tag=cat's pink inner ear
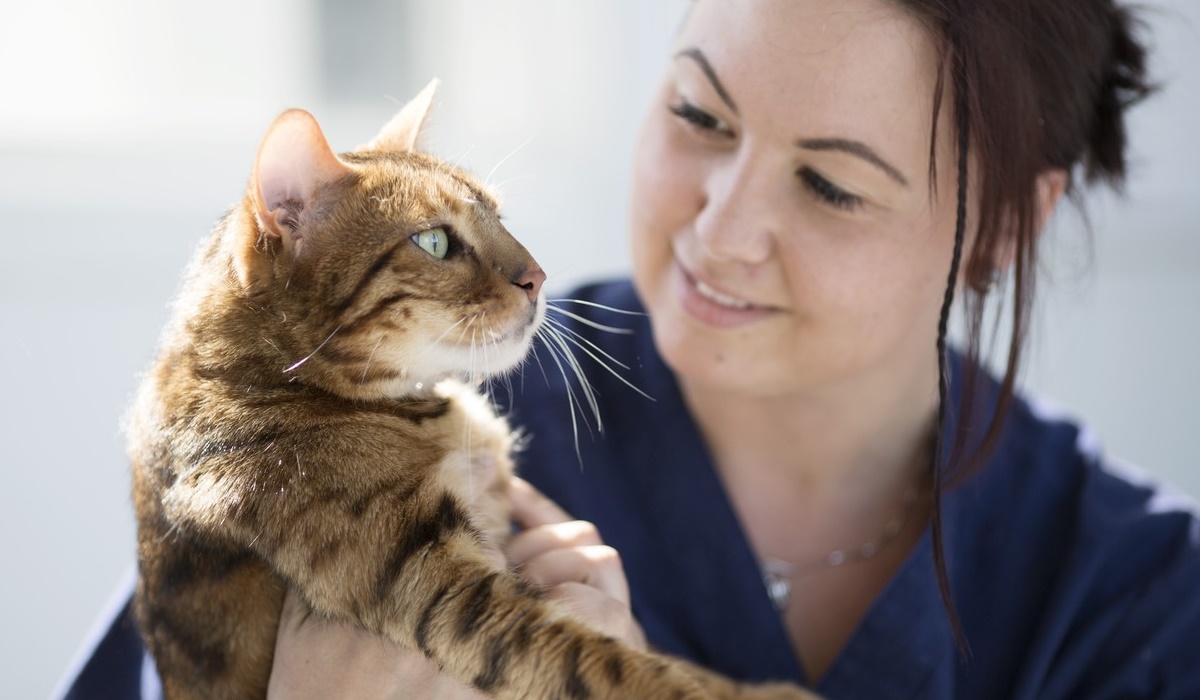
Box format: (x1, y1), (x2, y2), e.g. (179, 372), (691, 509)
(361, 78), (439, 153)
(252, 109), (352, 253)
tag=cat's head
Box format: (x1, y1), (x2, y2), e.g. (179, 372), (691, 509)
(226, 81), (546, 399)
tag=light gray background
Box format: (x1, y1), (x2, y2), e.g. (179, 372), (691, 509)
(2, 2), (1196, 697)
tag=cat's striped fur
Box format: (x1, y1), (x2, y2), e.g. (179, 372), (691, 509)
(129, 81), (819, 699)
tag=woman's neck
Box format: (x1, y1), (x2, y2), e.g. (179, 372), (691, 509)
(677, 359), (938, 505)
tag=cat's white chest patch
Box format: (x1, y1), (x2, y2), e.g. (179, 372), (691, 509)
(434, 379), (517, 546)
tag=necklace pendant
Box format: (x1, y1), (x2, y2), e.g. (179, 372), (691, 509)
(762, 564), (792, 612)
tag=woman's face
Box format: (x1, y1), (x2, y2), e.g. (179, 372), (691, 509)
(630, 0), (962, 401)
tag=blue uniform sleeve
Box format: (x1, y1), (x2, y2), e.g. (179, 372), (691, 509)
(1068, 540), (1200, 698)
(55, 574), (161, 700)
(1020, 463), (1200, 700)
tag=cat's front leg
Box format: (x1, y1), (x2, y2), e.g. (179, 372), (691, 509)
(162, 461), (815, 700)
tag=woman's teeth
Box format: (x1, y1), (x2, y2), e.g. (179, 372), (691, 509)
(694, 279), (752, 310)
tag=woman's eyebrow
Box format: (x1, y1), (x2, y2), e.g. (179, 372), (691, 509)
(673, 47), (907, 189)
(798, 138), (910, 187)
(673, 47), (738, 114)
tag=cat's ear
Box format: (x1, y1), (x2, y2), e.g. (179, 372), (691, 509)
(251, 109), (353, 253)
(360, 79), (439, 153)
(237, 109), (354, 292)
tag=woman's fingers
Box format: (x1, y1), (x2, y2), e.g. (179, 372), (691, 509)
(517, 544), (630, 605)
(509, 475), (574, 528)
(504, 477), (647, 650)
(506, 519), (603, 566)
(544, 582), (647, 650)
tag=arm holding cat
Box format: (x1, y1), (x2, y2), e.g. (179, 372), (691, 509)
(266, 476), (819, 700)
(267, 476), (647, 700)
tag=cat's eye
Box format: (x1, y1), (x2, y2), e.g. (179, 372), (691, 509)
(412, 227), (450, 259)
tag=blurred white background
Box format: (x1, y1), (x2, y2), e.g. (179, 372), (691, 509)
(1, 1), (1196, 697)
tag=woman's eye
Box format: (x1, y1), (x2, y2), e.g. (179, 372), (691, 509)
(798, 168), (863, 212)
(411, 227), (450, 259)
(668, 100), (732, 137)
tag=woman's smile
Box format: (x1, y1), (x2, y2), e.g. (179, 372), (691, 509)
(673, 258), (778, 328)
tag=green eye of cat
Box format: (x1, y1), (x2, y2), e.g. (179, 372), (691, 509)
(411, 227), (450, 259)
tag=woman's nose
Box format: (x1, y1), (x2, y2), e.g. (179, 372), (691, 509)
(694, 154), (775, 264)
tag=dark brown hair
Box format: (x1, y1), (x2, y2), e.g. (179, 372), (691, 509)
(898, 0), (1155, 649)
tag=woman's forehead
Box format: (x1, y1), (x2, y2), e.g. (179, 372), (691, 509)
(677, 0), (945, 173)
(679, 0), (936, 98)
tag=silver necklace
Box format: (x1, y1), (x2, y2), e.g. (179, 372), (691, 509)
(761, 485), (921, 612)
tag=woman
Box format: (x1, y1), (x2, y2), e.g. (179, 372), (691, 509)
(62, 0), (1199, 697)
(266, 0), (1197, 696)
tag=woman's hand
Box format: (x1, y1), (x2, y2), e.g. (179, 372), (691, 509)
(267, 476), (644, 698)
(505, 476), (648, 650)
(268, 587), (487, 700)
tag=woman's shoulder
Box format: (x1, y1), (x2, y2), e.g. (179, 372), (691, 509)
(998, 389), (1197, 545)
(975, 379), (1198, 572)
(950, 353), (1196, 542)
(954, 384), (1200, 695)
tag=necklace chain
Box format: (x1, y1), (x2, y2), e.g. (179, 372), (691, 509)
(761, 486), (921, 612)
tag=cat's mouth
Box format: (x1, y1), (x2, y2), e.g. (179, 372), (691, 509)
(437, 299), (545, 375)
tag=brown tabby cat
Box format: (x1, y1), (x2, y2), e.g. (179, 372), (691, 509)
(129, 80), (819, 700)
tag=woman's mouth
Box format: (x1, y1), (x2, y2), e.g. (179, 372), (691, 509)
(673, 262), (775, 328)
(693, 278), (753, 310)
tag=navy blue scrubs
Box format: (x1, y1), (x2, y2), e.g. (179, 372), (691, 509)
(59, 280), (1200, 699)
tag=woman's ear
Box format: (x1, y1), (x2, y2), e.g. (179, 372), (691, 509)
(1034, 168), (1069, 233)
(990, 168), (1069, 273)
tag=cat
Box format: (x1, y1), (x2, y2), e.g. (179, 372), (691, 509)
(129, 80), (819, 700)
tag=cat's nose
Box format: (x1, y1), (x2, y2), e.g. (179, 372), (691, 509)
(512, 264), (546, 303)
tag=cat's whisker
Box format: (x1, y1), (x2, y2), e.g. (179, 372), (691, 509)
(472, 317), (485, 385)
(544, 316), (631, 370)
(498, 352), (516, 408)
(485, 173), (536, 197)
(464, 328), (476, 500)
(484, 134), (535, 189)
(156, 519), (184, 544)
(469, 320), (483, 386)
(546, 303), (635, 335)
(283, 325), (342, 373)
(359, 335), (386, 385)
(537, 325), (602, 433)
(449, 144), (475, 171)
(480, 312), (492, 379)
(431, 315), (470, 348)
(547, 327), (604, 429)
(534, 326), (591, 468)
(466, 324), (475, 385)
(479, 316), (498, 383)
(548, 298), (648, 316)
(543, 317), (654, 401)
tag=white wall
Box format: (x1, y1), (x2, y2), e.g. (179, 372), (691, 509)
(1, 1), (1195, 697)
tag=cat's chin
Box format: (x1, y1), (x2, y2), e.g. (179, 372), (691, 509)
(354, 335), (537, 401)
(424, 303), (545, 380)
(434, 332), (538, 380)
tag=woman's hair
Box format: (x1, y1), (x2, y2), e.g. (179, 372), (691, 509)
(896, 0), (1155, 648)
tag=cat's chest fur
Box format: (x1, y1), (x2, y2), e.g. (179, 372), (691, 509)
(418, 378), (517, 546)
